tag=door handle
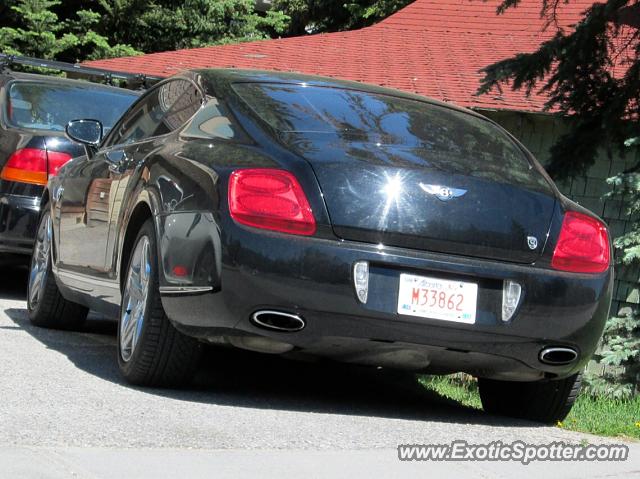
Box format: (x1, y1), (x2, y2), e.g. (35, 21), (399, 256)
(106, 150), (127, 174)
(53, 185), (64, 202)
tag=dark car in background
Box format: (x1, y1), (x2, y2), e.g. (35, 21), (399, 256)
(0, 72), (138, 256)
(29, 70), (612, 424)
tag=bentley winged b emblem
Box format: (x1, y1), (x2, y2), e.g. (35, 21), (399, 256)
(419, 183), (467, 201)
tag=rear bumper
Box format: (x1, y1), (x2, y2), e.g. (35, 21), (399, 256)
(0, 193), (40, 255)
(158, 211), (613, 380)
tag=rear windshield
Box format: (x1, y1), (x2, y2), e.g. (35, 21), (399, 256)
(6, 81), (138, 132)
(233, 83), (533, 174)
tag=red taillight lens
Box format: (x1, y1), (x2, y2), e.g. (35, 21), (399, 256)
(0, 148), (71, 186)
(1, 148), (48, 185)
(46, 151), (73, 177)
(228, 168), (316, 236)
(551, 211), (610, 273)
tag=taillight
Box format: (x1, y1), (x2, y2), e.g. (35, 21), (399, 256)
(551, 211), (610, 273)
(228, 168), (316, 236)
(0, 148), (71, 186)
(1, 148), (47, 185)
(46, 151), (73, 177)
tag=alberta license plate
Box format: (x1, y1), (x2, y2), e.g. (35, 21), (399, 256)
(397, 273), (478, 324)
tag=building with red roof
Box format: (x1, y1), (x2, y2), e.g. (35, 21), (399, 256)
(87, 0), (597, 112)
(87, 0), (638, 315)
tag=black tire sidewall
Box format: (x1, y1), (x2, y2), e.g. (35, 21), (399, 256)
(479, 373), (581, 423)
(27, 208), (88, 330)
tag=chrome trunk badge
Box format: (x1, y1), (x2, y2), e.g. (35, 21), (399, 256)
(419, 183), (467, 201)
(527, 236), (538, 250)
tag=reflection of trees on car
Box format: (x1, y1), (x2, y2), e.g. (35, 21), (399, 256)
(234, 83), (546, 189)
(180, 96), (246, 141)
(107, 79), (203, 146)
(159, 80), (203, 131)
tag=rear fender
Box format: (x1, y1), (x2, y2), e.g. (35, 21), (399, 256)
(113, 158), (222, 294)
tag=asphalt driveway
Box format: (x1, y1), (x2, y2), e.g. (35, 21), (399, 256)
(0, 262), (637, 478)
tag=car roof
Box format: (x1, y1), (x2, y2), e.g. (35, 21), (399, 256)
(2, 71), (140, 95)
(194, 68), (484, 120)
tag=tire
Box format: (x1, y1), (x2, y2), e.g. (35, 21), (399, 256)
(27, 209), (88, 330)
(478, 373), (582, 424)
(117, 218), (203, 387)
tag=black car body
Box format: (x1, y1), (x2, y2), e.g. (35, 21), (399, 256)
(0, 72), (138, 256)
(32, 70), (612, 422)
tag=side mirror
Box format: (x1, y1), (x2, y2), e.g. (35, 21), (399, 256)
(65, 119), (103, 147)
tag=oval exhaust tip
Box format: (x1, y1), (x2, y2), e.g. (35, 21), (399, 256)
(251, 310), (305, 332)
(539, 347), (578, 365)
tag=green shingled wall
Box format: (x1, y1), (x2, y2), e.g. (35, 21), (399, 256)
(479, 110), (638, 319)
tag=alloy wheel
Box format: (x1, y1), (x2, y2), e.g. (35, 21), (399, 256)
(28, 213), (52, 310)
(120, 235), (152, 362)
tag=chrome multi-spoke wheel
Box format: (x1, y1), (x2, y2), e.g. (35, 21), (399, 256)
(28, 212), (52, 310)
(117, 219), (202, 387)
(120, 235), (151, 362)
(27, 208), (88, 330)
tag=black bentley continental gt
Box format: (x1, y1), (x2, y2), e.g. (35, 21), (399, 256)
(28, 70), (612, 423)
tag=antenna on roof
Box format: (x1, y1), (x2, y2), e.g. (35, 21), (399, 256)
(0, 53), (164, 90)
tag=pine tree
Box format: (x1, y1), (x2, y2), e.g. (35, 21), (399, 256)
(0, 0), (138, 61)
(478, 0), (640, 396)
(0, 0), (78, 58)
(95, 0), (290, 54)
(478, 0), (639, 181)
(0, 0), (291, 61)
(588, 140), (640, 397)
(272, 0), (413, 35)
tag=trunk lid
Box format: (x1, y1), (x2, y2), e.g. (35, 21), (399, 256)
(233, 82), (557, 263)
(287, 134), (556, 263)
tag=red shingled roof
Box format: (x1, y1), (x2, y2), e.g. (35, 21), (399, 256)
(86, 0), (601, 112)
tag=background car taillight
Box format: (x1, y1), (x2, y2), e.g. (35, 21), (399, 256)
(0, 148), (71, 186)
(551, 211), (610, 273)
(228, 168), (316, 236)
(46, 150), (73, 177)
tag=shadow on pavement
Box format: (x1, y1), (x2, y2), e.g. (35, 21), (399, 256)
(1, 264), (537, 429)
(0, 258), (30, 301)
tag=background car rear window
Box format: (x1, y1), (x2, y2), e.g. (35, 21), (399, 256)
(232, 83), (533, 177)
(6, 81), (137, 132)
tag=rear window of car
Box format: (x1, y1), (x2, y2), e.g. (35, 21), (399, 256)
(6, 81), (138, 132)
(232, 82), (533, 176)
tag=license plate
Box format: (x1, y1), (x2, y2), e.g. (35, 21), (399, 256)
(397, 273), (478, 324)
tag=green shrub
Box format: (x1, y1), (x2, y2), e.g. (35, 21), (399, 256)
(584, 143), (640, 398)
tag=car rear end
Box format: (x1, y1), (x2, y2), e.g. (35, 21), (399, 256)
(161, 79), (613, 383)
(202, 206), (611, 379)
(0, 74), (137, 255)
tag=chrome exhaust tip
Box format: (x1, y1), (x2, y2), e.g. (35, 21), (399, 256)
(251, 310), (305, 332)
(539, 346), (578, 365)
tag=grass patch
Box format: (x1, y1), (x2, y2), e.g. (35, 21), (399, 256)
(563, 395), (640, 439)
(419, 374), (482, 410)
(419, 374), (640, 439)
